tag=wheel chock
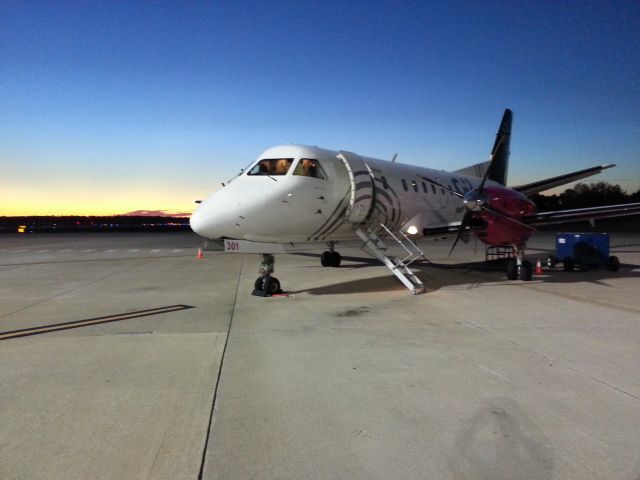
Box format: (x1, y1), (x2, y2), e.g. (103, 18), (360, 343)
(251, 288), (270, 297)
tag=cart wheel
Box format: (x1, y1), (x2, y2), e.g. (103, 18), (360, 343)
(547, 255), (557, 268)
(563, 257), (575, 272)
(606, 256), (620, 272)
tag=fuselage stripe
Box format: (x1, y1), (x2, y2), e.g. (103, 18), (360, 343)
(307, 191), (348, 241)
(314, 206), (348, 240)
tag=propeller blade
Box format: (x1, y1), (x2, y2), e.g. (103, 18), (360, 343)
(420, 176), (464, 198)
(448, 211), (473, 257)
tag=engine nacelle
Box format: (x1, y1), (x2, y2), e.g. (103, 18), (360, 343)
(471, 187), (537, 246)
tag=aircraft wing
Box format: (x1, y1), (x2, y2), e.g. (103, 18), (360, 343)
(523, 202), (640, 227)
(421, 223), (463, 238)
(513, 164), (616, 197)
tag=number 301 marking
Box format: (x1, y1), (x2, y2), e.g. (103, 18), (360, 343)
(225, 241), (240, 251)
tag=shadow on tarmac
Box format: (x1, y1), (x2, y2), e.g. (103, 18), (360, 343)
(290, 252), (640, 295)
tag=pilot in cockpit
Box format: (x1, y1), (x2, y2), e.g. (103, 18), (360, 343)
(294, 159), (319, 178)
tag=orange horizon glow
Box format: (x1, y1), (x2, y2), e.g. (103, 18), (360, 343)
(1, 184), (203, 217)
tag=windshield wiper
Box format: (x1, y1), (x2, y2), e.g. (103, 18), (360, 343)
(257, 171), (278, 181)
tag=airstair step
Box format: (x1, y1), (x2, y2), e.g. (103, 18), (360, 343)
(355, 226), (424, 294)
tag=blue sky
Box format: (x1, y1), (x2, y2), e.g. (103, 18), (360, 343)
(2, 1), (639, 215)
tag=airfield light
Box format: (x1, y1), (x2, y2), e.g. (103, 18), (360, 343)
(17, 225), (26, 233)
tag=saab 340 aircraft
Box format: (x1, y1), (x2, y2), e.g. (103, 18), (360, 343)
(190, 109), (640, 295)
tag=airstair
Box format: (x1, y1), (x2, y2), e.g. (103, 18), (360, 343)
(356, 222), (425, 294)
(337, 150), (426, 294)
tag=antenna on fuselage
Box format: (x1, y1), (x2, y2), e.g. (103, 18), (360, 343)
(391, 153), (398, 163)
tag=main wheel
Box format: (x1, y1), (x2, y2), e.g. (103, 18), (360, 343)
(506, 258), (518, 280)
(266, 276), (281, 294)
(330, 251), (341, 267)
(606, 255), (620, 272)
(563, 257), (575, 272)
(520, 260), (533, 281)
(321, 251), (332, 267)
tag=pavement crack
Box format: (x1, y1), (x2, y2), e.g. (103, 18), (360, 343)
(564, 366), (640, 402)
(197, 253), (245, 480)
(528, 283), (640, 315)
(463, 318), (640, 402)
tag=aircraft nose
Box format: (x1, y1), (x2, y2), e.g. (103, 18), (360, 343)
(189, 208), (204, 235)
(190, 205), (219, 238)
(189, 200), (231, 239)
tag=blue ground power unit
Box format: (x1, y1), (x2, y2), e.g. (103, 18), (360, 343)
(548, 233), (620, 272)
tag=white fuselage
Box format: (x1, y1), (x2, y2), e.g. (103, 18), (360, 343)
(190, 145), (496, 243)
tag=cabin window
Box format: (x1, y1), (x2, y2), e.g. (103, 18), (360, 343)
(411, 180), (418, 193)
(431, 184), (437, 194)
(381, 176), (389, 190)
(401, 179), (408, 191)
(422, 182), (428, 194)
(293, 158), (326, 180)
(448, 185), (454, 196)
(248, 158), (293, 176)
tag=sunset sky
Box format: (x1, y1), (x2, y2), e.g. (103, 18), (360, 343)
(2, 1), (639, 216)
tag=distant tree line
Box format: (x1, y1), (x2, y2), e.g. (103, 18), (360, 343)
(531, 181), (640, 211)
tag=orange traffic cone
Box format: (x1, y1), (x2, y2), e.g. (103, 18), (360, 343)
(535, 258), (543, 274)
(197, 248), (204, 259)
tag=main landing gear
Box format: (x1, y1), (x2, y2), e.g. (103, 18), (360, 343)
(505, 244), (533, 281)
(320, 241), (341, 268)
(252, 254), (283, 297)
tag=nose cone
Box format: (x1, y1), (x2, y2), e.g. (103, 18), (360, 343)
(190, 201), (227, 239)
(189, 208), (205, 236)
(190, 188), (241, 239)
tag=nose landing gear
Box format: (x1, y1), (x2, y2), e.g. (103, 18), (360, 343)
(252, 254), (283, 297)
(505, 244), (533, 281)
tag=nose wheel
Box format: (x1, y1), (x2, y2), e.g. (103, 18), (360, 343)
(253, 275), (281, 296)
(252, 254), (283, 297)
(506, 245), (533, 281)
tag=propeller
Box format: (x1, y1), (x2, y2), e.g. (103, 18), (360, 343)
(421, 138), (536, 256)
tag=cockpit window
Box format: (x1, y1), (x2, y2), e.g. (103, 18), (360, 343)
(247, 158), (293, 176)
(293, 158), (326, 180)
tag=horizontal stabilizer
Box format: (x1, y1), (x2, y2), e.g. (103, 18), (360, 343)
(514, 164), (616, 197)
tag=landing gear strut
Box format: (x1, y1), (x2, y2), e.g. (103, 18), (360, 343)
(252, 254), (283, 297)
(505, 244), (532, 281)
(321, 241), (341, 267)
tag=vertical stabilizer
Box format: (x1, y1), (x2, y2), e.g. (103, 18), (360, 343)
(486, 109), (512, 186)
